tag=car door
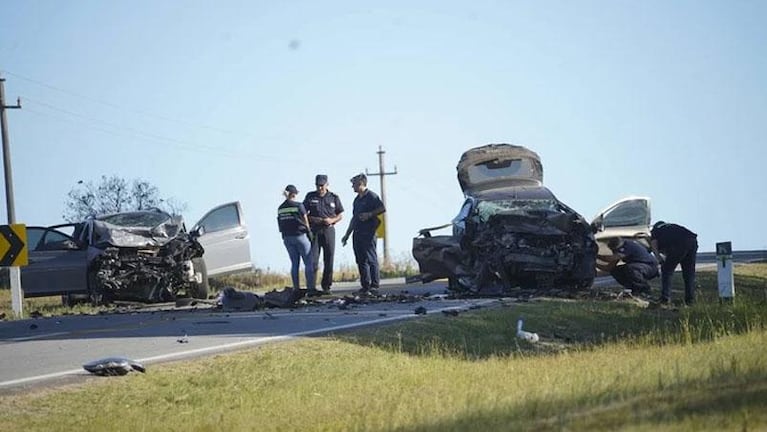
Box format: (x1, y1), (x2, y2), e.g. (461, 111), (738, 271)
(20, 225), (89, 297)
(192, 201), (252, 277)
(592, 197), (652, 257)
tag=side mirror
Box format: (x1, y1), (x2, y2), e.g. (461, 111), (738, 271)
(191, 226), (204, 237)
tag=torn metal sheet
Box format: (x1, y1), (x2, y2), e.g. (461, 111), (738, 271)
(83, 357), (146, 376)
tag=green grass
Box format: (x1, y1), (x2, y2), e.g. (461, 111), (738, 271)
(1, 264), (766, 431)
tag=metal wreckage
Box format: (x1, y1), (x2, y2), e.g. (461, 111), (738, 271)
(87, 212), (208, 303)
(412, 144), (598, 295)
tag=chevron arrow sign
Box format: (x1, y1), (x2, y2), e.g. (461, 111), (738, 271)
(0, 224), (28, 267)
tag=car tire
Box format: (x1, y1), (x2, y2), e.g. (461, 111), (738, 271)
(190, 258), (209, 299)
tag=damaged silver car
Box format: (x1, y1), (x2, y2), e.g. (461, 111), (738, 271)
(21, 202), (252, 304)
(413, 144), (598, 294)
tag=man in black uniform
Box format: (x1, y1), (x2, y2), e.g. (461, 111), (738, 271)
(303, 174), (344, 293)
(341, 173), (386, 296)
(650, 221), (699, 305)
(597, 238), (659, 295)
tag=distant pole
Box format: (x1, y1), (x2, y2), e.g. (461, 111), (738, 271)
(0, 75), (21, 223)
(1, 75), (23, 317)
(366, 146), (397, 267)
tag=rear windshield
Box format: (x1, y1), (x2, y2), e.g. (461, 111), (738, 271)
(465, 158), (538, 185)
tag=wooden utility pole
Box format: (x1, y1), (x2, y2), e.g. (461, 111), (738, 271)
(366, 146), (397, 266)
(0, 74), (23, 317)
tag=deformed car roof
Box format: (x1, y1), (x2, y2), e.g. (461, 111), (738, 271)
(457, 144), (543, 196)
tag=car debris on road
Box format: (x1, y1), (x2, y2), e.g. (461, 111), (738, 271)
(83, 357), (146, 376)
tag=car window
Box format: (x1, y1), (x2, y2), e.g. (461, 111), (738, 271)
(466, 159), (535, 184)
(198, 204), (240, 233)
(603, 199), (650, 227)
(31, 229), (79, 251)
(26, 227), (46, 251)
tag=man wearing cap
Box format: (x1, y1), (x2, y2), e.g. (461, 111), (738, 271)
(597, 237), (659, 296)
(277, 184), (317, 296)
(303, 174), (345, 294)
(341, 173), (386, 296)
(650, 221), (698, 305)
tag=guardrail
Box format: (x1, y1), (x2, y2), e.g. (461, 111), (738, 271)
(697, 250), (767, 264)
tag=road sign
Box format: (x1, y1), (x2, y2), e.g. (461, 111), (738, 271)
(0, 223), (27, 266)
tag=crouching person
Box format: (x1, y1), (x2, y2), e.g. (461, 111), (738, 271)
(597, 237), (659, 296)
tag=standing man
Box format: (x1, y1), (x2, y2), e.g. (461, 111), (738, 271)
(341, 173), (386, 296)
(277, 184), (317, 296)
(303, 174), (344, 294)
(597, 237), (659, 296)
(650, 221), (699, 305)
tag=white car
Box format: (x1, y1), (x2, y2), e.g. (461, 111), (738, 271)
(21, 201), (251, 304)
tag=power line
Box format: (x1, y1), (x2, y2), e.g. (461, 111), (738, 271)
(21, 104), (280, 161)
(0, 69), (251, 137)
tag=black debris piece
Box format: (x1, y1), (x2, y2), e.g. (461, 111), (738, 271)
(414, 306), (427, 315)
(263, 287), (305, 308)
(442, 309), (460, 317)
(220, 286), (262, 311)
(83, 357), (146, 376)
(29, 323), (38, 330)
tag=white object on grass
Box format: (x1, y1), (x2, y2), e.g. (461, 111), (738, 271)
(516, 319), (539, 342)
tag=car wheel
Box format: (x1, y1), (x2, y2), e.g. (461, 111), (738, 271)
(189, 258), (209, 299)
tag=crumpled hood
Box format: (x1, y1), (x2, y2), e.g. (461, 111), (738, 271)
(92, 215), (184, 248)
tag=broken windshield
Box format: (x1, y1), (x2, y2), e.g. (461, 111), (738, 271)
(98, 211), (170, 228)
(475, 199), (558, 222)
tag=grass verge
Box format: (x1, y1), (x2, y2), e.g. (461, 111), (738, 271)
(0, 264), (766, 431)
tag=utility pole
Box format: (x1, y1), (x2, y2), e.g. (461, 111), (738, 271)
(365, 145), (397, 267)
(1, 74), (23, 317)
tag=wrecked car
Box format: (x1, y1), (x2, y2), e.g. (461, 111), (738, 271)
(413, 144), (650, 294)
(21, 202), (252, 304)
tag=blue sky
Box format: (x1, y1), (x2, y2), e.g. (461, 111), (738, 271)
(1, 0), (766, 272)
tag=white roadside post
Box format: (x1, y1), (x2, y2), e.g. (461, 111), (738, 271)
(716, 241), (734, 302)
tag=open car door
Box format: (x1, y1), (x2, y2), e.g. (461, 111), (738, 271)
(20, 225), (89, 297)
(193, 201), (252, 277)
(592, 196), (652, 257)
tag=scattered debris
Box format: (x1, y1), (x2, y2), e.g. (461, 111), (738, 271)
(30, 311), (43, 318)
(414, 306), (427, 315)
(263, 312), (277, 320)
(29, 324), (38, 330)
(83, 357), (146, 376)
(516, 318), (539, 342)
(177, 333), (189, 343)
(263, 287), (304, 308)
(220, 286), (261, 311)
(442, 309), (460, 317)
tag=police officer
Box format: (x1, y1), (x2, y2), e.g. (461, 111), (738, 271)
(303, 174), (344, 294)
(277, 184), (317, 296)
(597, 237), (659, 295)
(650, 221), (698, 305)
(341, 173), (386, 296)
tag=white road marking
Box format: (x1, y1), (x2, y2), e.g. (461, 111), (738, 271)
(0, 299), (496, 389)
(6, 332), (70, 342)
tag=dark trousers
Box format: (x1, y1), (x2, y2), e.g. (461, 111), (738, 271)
(310, 226), (336, 290)
(611, 262), (659, 292)
(352, 231), (379, 290)
(661, 239), (698, 303)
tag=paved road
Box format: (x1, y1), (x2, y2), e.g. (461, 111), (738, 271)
(3, 251), (762, 393)
(0, 280), (499, 392)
